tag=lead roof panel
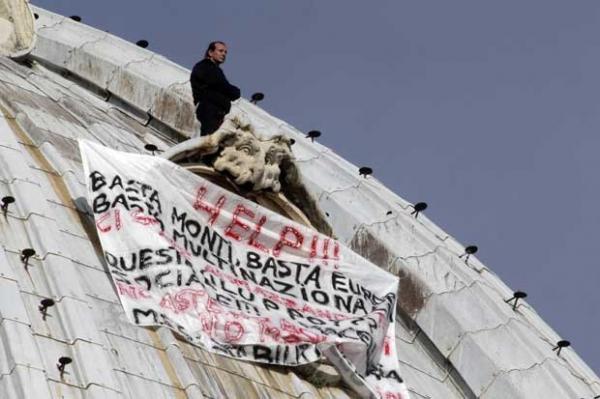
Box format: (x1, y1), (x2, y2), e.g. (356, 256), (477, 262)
(0, 5), (596, 399)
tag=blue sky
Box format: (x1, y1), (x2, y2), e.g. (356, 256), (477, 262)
(32, 0), (600, 373)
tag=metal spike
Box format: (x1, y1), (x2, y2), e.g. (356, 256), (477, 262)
(504, 291), (527, 310)
(459, 245), (478, 262)
(1, 196), (15, 215)
(410, 202), (428, 218)
(144, 143), (158, 155)
(57, 356), (73, 378)
(250, 92), (264, 104)
(552, 340), (570, 356)
(38, 298), (55, 320)
(20, 248), (36, 269)
(359, 167), (373, 178)
(306, 130), (321, 142)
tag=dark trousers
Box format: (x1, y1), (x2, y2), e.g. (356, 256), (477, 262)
(196, 103), (225, 136)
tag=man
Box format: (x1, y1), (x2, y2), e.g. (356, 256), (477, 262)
(190, 41), (241, 136)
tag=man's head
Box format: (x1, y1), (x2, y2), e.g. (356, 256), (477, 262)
(205, 41), (228, 65)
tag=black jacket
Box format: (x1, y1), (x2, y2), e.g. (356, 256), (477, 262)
(190, 59), (240, 114)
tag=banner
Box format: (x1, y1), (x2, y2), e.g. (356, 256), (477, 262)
(80, 140), (410, 399)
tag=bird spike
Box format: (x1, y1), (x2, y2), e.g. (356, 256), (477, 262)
(359, 166), (373, 178)
(20, 248), (36, 269)
(250, 92), (265, 104)
(38, 298), (55, 320)
(1, 195), (15, 215)
(57, 356), (73, 378)
(459, 245), (478, 262)
(306, 130), (321, 142)
(144, 143), (158, 155)
(504, 291), (527, 310)
(410, 202), (428, 218)
(552, 340), (570, 356)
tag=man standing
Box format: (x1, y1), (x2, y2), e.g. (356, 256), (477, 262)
(190, 41), (241, 136)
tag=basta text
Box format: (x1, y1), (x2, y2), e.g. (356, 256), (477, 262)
(89, 171), (164, 230)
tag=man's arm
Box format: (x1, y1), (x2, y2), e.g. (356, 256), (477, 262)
(190, 62), (232, 109)
(222, 79), (240, 101)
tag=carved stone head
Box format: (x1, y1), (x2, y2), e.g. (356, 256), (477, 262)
(210, 118), (295, 192)
(165, 113), (295, 192)
(163, 112), (332, 236)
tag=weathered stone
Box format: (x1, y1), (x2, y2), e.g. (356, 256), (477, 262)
(0, 0), (36, 59)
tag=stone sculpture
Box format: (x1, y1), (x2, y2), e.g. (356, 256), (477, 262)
(0, 0), (36, 59)
(164, 112), (332, 236)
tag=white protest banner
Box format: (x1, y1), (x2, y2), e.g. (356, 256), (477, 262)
(80, 140), (410, 399)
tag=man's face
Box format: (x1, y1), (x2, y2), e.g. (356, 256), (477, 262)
(208, 43), (228, 64)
